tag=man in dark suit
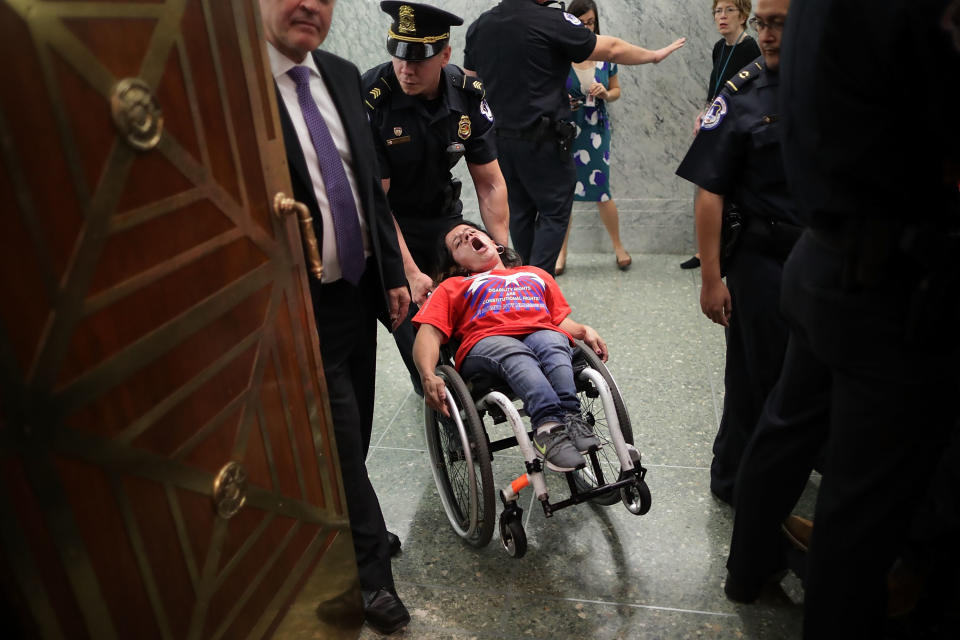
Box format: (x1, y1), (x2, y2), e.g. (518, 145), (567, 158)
(259, 0), (411, 634)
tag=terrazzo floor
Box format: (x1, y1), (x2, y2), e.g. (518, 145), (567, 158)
(291, 253), (819, 639)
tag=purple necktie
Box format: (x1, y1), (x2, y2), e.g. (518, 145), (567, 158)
(287, 65), (365, 285)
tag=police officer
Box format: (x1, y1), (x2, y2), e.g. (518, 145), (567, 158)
(675, 0), (801, 506)
(776, 0), (960, 636)
(464, 0), (685, 274)
(364, 1), (510, 393)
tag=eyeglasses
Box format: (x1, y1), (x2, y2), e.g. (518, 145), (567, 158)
(748, 16), (786, 32)
(581, 18), (596, 27)
(713, 7), (740, 16)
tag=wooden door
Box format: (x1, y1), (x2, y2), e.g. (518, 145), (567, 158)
(0, 1), (361, 638)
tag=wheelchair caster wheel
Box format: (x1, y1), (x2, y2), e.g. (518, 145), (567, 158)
(499, 513), (527, 558)
(621, 479), (651, 515)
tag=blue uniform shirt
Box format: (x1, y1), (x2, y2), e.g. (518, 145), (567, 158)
(363, 62), (498, 219)
(464, 0), (597, 130)
(676, 59), (801, 226)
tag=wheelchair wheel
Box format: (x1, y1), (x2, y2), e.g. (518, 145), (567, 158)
(424, 365), (495, 547)
(572, 341), (634, 506)
(621, 479), (652, 516)
(499, 513), (527, 559)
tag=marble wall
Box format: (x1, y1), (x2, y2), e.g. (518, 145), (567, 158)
(324, 0), (727, 254)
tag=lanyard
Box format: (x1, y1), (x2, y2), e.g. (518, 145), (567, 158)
(710, 31), (746, 100)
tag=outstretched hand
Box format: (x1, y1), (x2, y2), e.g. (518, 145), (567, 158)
(656, 37), (686, 63)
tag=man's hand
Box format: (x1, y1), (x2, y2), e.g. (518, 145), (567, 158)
(582, 325), (609, 362)
(700, 278), (732, 327)
(408, 271), (433, 306)
(421, 373), (449, 416)
(387, 286), (411, 331)
(655, 37), (686, 63)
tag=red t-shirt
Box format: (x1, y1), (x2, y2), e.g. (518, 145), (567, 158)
(412, 266), (574, 369)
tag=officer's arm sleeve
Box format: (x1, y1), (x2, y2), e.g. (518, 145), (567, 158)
(552, 12), (597, 63)
(675, 97), (743, 194)
(465, 100), (497, 165)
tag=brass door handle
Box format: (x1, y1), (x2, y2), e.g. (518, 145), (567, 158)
(274, 193), (323, 280)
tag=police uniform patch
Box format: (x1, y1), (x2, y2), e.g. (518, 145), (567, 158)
(479, 99), (494, 122)
(458, 115), (471, 140)
(563, 12), (582, 26)
(701, 95), (728, 131)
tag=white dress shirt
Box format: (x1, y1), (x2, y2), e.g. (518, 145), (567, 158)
(267, 42), (371, 283)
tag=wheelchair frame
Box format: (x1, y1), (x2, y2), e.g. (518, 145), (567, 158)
(424, 340), (651, 558)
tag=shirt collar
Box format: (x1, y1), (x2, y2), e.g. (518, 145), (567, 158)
(387, 65), (462, 122)
(755, 66), (779, 89)
(267, 41), (321, 82)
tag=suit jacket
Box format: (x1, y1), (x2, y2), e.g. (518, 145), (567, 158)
(276, 49), (406, 326)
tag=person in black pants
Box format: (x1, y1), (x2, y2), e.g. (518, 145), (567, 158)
(675, 0), (801, 505)
(463, 0), (685, 275)
(260, 0), (411, 633)
(776, 0), (960, 636)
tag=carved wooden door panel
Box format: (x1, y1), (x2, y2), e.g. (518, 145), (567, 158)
(0, 1), (359, 638)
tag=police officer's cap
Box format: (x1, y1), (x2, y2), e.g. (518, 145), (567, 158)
(381, 2), (463, 61)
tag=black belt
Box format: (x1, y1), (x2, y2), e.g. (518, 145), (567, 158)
(738, 215), (803, 262)
(744, 216), (803, 238)
(496, 116), (557, 142)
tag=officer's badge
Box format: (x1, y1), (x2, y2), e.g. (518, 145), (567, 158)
(458, 115), (472, 140)
(480, 99), (494, 123)
(701, 95), (728, 131)
(399, 5), (416, 34)
(394, 126), (403, 137)
(563, 12), (582, 26)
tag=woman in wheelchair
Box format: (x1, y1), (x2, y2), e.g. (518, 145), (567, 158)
(412, 221), (609, 473)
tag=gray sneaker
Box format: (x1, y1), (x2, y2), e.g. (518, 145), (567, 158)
(565, 413), (601, 453)
(533, 425), (585, 472)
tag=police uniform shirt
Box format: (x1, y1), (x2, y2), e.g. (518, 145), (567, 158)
(363, 62), (497, 219)
(464, 0), (597, 130)
(676, 59), (801, 227)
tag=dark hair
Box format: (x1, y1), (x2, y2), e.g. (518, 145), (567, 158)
(567, 0), (600, 35)
(434, 220), (522, 282)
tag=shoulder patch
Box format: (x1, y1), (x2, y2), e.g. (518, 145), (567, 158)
(700, 95), (728, 131)
(479, 99), (494, 122)
(364, 75), (392, 111)
(448, 66), (485, 99)
(562, 12), (582, 26)
(723, 60), (765, 94)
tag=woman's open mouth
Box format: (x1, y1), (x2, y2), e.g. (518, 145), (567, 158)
(471, 236), (485, 251)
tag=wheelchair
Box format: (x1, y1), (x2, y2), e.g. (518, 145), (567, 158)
(424, 339), (651, 558)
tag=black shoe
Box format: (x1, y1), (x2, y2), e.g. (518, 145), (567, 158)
(680, 255), (701, 269)
(386, 530), (402, 557)
(710, 486), (733, 507)
(723, 570), (766, 604)
(361, 588), (410, 635)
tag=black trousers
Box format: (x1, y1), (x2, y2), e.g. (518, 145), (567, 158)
(310, 259), (393, 591)
(711, 234), (791, 501)
(495, 135), (575, 274)
(727, 330), (829, 582)
(782, 231), (957, 638)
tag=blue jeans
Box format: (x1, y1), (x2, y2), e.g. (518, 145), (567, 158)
(460, 330), (579, 429)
